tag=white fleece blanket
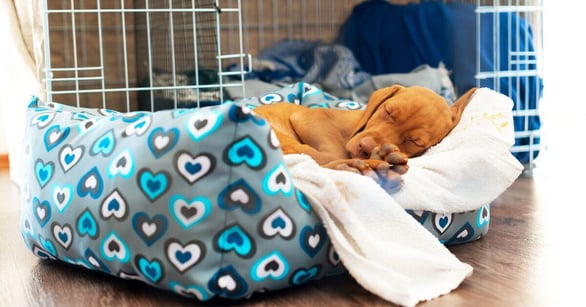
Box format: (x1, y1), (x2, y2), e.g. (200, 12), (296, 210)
(393, 88), (524, 212)
(284, 88), (523, 306)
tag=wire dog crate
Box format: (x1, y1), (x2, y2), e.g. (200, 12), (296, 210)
(39, 0), (543, 167)
(40, 0), (249, 111)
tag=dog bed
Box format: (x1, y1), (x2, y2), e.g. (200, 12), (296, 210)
(19, 83), (522, 305)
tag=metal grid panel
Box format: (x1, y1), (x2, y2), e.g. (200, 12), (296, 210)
(239, 0), (364, 56)
(41, 0), (136, 110)
(41, 0), (247, 112)
(475, 0), (543, 169)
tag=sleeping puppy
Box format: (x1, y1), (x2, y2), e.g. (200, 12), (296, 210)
(253, 85), (476, 192)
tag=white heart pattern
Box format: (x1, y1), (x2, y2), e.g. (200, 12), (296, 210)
(187, 110), (222, 141)
(263, 163), (293, 196)
(108, 150), (134, 178)
(166, 240), (205, 273)
(52, 223), (73, 249)
(59, 145), (84, 172)
(52, 184), (73, 213)
(260, 208), (295, 239)
(175, 152), (215, 184)
(100, 189), (128, 220)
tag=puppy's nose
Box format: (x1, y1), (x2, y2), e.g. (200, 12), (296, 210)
(358, 137), (376, 158)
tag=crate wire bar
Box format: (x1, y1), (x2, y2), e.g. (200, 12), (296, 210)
(41, 0), (248, 112)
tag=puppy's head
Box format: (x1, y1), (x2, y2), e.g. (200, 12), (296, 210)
(346, 85), (476, 159)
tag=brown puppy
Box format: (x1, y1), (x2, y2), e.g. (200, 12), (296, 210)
(253, 85), (476, 192)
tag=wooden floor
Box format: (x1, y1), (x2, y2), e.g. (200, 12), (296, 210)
(1, 165), (584, 307)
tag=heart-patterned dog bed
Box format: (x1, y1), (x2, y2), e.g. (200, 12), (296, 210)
(20, 83), (489, 301)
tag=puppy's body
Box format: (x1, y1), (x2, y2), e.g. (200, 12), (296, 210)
(256, 103), (361, 164)
(253, 85), (476, 191)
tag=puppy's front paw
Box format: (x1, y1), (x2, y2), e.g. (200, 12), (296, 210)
(369, 143), (409, 175)
(370, 160), (404, 193)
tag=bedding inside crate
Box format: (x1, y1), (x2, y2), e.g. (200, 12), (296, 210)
(137, 68), (224, 111)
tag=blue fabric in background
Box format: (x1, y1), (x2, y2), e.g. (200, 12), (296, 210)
(336, 0), (451, 75)
(336, 0), (542, 164)
(253, 40), (372, 96)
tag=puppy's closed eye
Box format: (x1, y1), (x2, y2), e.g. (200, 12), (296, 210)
(384, 105), (395, 122)
(404, 137), (425, 147)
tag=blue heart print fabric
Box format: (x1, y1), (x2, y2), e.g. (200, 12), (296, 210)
(21, 93), (347, 301)
(20, 82), (488, 301)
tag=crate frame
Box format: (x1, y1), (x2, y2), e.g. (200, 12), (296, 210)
(39, 0), (543, 168)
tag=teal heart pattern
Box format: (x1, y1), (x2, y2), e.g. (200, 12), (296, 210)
(122, 114), (151, 137)
(91, 129), (116, 156)
(290, 265), (321, 286)
(39, 235), (57, 258)
(77, 167), (104, 199)
(21, 86), (488, 302)
(137, 169), (170, 202)
(43, 125), (70, 152)
(101, 231), (131, 263)
(135, 255), (164, 284)
(77, 118), (98, 134)
(477, 205), (490, 228)
(32, 197), (51, 228)
(445, 223), (476, 245)
(84, 248), (111, 273)
(77, 209), (99, 239)
(295, 189), (312, 213)
(223, 136), (266, 169)
(299, 223), (327, 258)
(30, 112), (55, 128)
(213, 223), (256, 258)
(35, 159), (54, 188)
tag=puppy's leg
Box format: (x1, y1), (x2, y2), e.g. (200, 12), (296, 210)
(273, 130), (340, 165)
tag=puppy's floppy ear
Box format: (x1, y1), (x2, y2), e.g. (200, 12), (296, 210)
(449, 87), (477, 127)
(352, 85), (403, 135)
